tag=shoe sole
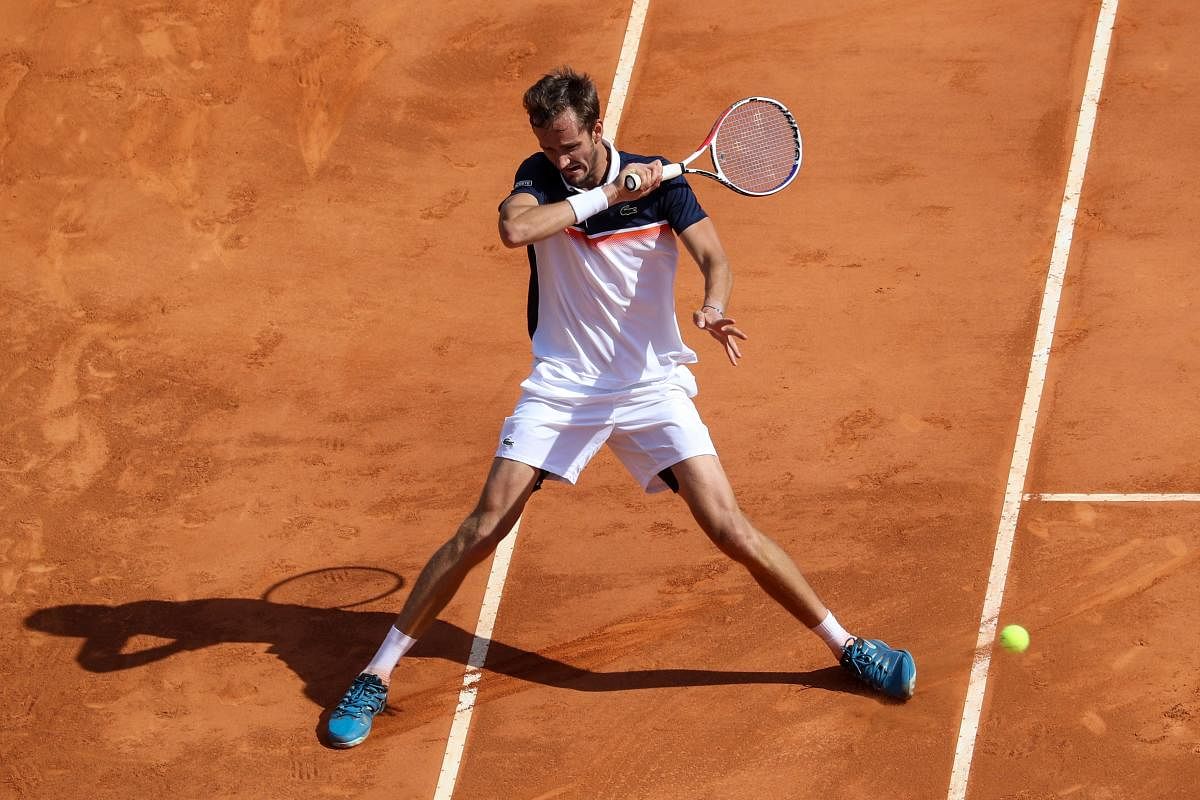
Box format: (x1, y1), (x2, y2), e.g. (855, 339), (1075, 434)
(328, 731), (369, 749)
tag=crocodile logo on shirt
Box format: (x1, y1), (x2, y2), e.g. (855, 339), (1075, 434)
(619, 204), (637, 216)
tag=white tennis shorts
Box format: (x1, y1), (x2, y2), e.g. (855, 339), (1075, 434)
(495, 366), (717, 493)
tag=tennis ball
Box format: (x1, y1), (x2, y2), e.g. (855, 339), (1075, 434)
(999, 624), (1030, 653)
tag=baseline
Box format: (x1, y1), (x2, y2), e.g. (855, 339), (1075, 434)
(1025, 492), (1200, 502)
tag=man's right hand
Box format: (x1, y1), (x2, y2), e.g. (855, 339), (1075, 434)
(613, 159), (664, 202)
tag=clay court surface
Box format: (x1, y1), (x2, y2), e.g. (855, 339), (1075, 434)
(3, 0), (1199, 797)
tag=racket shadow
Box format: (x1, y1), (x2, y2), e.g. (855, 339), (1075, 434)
(24, 596), (866, 708)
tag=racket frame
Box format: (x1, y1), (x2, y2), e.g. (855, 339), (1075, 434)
(628, 96), (802, 197)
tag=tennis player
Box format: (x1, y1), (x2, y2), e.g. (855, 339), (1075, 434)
(326, 67), (916, 748)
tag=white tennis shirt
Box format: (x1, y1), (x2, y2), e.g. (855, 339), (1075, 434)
(506, 141), (709, 393)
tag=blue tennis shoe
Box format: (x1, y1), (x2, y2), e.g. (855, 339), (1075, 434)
(840, 638), (917, 700)
(327, 672), (389, 748)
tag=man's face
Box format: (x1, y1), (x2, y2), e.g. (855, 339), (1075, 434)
(533, 111), (605, 188)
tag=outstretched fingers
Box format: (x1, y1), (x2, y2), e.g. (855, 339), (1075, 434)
(694, 309), (748, 366)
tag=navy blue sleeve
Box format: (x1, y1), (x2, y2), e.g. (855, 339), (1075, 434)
(659, 175), (708, 233)
(502, 154), (552, 207)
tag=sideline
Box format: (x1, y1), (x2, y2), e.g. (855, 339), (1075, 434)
(431, 3), (652, 798)
(946, 1), (1121, 798)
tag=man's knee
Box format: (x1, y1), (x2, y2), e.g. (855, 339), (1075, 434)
(453, 510), (511, 562)
(705, 510), (760, 559)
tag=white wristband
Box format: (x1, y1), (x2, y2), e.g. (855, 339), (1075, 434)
(566, 187), (609, 223)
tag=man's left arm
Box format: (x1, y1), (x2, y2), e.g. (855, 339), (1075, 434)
(679, 218), (748, 366)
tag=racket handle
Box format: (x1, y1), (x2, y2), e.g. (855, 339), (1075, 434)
(623, 163), (684, 192)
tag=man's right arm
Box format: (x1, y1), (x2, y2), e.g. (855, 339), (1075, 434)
(497, 191), (589, 249)
(497, 161), (663, 248)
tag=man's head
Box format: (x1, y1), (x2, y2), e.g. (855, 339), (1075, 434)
(524, 67), (606, 188)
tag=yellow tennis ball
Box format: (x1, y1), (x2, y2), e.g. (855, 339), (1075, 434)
(999, 624), (1030, 653)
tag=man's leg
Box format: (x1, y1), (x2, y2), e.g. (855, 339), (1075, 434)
(668, 454), (916, 699)
(326, 457), (541, 747)
(388, 457), (541, 646)
(669, 455), (830, 627)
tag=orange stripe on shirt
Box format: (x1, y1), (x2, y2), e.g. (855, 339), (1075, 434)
(564, 221), (672, 247)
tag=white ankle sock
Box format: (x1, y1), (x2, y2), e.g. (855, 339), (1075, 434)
(364, 626), (417, 680)
(811, 611), (854, 659)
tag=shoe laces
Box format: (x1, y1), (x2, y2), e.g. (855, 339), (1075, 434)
(841, 639), (890, 690)
(334, 675), (387, 718)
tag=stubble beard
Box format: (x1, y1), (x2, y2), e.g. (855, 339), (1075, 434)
(568, 139), (606, 189)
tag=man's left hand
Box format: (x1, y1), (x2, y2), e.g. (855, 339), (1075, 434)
(694, 307), (747, 366)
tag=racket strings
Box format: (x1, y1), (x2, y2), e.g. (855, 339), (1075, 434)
(713, 101), (799, 194)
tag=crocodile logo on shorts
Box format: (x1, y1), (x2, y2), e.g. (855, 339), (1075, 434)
(619, 204), (637, 216)
(502, 436), (515, 447)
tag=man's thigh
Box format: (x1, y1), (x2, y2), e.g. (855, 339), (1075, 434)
(474, 457), (543, 516)
(667, 454), (741, 533)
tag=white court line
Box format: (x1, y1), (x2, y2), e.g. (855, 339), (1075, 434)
(431, 3), (651, 798)
(432, 517), (520, 800)
(1025, 493), (1200, 502)
(946, 2), (1120, 799)
(604, 0), (651, 144)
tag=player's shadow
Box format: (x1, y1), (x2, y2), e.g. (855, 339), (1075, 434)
(24, 595), (862, 708)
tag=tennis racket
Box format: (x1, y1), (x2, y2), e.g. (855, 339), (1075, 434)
(623, 97), (802, 197)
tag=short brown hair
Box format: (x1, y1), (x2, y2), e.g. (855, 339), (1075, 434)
(523, 66), (600, 130)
